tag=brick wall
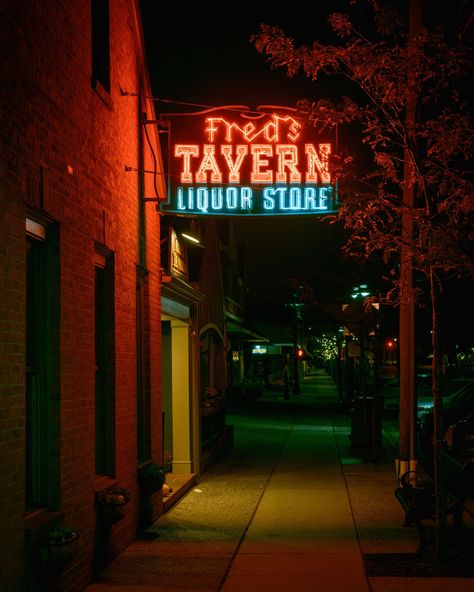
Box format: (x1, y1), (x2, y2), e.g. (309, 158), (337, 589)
(0, 1), (164, 590)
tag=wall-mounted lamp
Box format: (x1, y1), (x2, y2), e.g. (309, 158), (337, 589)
(180, 219), (203, 247)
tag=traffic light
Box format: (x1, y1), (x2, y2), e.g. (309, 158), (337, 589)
(296, 348), (305, 360)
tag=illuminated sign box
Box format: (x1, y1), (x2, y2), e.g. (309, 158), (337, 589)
(169, 228), (188, 279)
(161, 106), (337, 217)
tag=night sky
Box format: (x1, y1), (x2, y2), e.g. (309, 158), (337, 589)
(139, 3), (345, 107)
(139, 2), (473, 348)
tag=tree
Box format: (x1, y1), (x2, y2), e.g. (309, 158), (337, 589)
(253, 0), (473, 556)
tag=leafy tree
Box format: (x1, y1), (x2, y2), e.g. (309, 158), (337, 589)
(253, 0), (473, 556)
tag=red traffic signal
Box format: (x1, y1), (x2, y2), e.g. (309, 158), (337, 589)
(296, 348), (306, 359)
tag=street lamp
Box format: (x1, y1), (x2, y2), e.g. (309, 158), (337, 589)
(351, 284), (371, 299)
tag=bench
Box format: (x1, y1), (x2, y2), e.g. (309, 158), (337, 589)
(394, 470), (465, 551)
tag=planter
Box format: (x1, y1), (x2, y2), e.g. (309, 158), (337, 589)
(139, 473), (165, 495)
(201, 401), (224, 417)
(98, 488), (131, 525)
(98, 501), (128, 524)
(139, 462), (166, 495)
(38, 530), (79, 568)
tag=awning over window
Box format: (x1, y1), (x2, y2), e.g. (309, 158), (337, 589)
(226, 322), (269, 343)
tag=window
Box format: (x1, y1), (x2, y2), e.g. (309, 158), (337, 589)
(94, 247), (115, 476)
(91, 0), (110, 93)
(25, 218), (60, 510)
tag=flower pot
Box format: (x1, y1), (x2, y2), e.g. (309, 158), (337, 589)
(98, 502), (127, 524)
(97, 488), (131, 525)
(139, 473), (165, 495)
(38, 531), (79, 568)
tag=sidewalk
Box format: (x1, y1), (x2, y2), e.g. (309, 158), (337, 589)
(85, 370), (473, 592)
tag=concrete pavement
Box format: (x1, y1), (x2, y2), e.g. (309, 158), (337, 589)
(85, 370), (474, 592)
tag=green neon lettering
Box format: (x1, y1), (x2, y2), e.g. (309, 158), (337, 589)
(304, 187), (317, 210)
(241, 187), (253, 210)
(263, 187), (275, 210)
(211, 187), (223, 210)
(277, 188), (291, 210)
(226, 187), (238, 209)
(197, 188), (208, 213)
(289, 187), (301, 209)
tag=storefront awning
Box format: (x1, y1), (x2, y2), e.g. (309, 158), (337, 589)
(226, 322), (269, 343)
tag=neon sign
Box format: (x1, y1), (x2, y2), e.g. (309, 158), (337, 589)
(161, 107), (336, 217)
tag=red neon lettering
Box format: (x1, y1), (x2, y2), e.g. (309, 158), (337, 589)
(284, 117), (301, 143)
(220, 145), (248, 184)
(305, 144), (331, 184)
(204, 115), (302, 144)
(175, 126), (332, 185)
(175, 145), (199, 183)
(195, 145), (223, 183)
(205, 119), (220, 143)
(276, 145), (301, 183)
(250, 145), (273, 184)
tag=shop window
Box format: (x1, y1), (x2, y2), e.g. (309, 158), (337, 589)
(25, 217), (60, 510)
(94, 247), (115, 476)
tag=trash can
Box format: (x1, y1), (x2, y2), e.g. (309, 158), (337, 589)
(350, 396), (382, 449)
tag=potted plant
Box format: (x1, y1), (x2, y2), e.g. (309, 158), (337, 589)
(163, 452), (173, 475)
(139, 462), (166, 495)
(98, 488), (131, 524)
(37, 525), (79, 567)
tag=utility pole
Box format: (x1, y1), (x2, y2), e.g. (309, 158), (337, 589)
(398, 0), (422, 481)
(293, 320), (300, 396)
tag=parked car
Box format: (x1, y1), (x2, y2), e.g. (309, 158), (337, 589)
(418, 379), (474, 453)
(416, 375), (474, 415)
(380, 373), (431, 411)
(444, 412), (474, 452)
(380, 372), (473, 412)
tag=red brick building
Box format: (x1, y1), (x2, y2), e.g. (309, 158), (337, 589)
(0, 1), (166, 590)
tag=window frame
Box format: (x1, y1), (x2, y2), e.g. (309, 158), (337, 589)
(91, 0), (111, 95)
(25, 216), (60, 511)
(94, 243), (116, 477)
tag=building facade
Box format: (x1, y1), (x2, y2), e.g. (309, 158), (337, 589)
(0, 1), (166, 590)
(160, 216), (230, 478)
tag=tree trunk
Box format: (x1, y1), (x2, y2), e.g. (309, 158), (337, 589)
(398, 0), (422, 477)
(430, 265), (447, 558)
(335, 329), (344, 404)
